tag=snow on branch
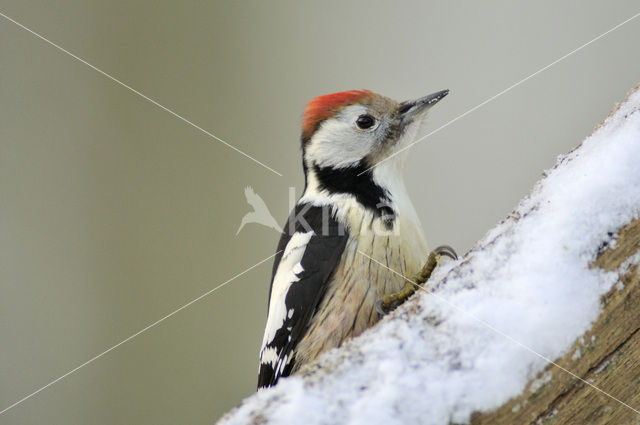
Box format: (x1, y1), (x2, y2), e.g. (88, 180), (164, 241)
(219, 85), (640, 425)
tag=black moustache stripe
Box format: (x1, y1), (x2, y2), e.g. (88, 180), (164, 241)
(311, 161), (395, 221)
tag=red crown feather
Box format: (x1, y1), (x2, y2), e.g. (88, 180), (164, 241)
(302, 89), (374, 140)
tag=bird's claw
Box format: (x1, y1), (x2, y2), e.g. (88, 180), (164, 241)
(377, 245), (458, 316)
(433, 245), (458, 261)
(375, 299), (391, 316)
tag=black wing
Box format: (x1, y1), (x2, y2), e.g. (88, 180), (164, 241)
(257, 203), (348, 388)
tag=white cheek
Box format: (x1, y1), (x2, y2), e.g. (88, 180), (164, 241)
(306, 119), (375, 169)
(404, 114), (429, 142)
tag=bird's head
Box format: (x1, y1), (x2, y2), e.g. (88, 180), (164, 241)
(300, 89), (448, 204)
(302, 90), (449, 216)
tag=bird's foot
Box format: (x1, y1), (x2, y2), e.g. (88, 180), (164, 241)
(376, 245), (457, 316)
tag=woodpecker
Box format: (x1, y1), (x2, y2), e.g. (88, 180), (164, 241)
(258, 89), (455, 389)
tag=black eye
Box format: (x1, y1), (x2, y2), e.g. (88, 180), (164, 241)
(356, 114), (375, 129)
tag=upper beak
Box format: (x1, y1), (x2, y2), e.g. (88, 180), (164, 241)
(398, 89), (449, 120)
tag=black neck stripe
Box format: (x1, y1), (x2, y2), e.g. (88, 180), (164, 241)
(311, 161), (394, 220)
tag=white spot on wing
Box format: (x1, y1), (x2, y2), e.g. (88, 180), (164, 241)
(275, 354), (290, 377)
(259, 346), (278, 368)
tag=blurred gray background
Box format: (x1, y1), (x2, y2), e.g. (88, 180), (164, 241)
(1, 1), (638, 423)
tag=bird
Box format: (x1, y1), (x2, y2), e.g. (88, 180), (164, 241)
(236, 186), (282, 235)
(257, 89), (456, 389)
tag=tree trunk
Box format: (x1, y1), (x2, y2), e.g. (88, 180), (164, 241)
(471, 218), (640, 425)
(469, 84), (640, 425)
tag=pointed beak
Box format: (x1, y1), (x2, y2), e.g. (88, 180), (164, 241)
(398, 89), (449, 121)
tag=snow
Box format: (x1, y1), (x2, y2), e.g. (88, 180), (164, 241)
(219, 86), (640, 425)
